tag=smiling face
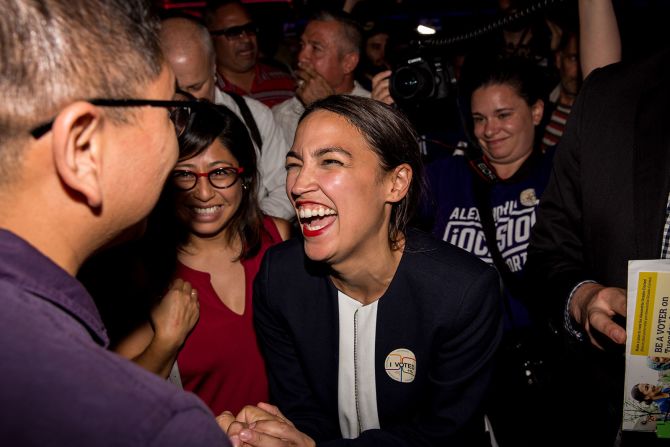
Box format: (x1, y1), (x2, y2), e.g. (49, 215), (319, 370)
(286, 110), (396, 266)
(637, 383), (663, 401)
(471, 83), (543, 179)
(173, 139), (243, 238)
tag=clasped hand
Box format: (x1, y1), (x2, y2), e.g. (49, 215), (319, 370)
(216, 403), (315, 447)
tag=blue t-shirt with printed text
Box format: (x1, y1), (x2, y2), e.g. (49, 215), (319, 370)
(424, 148), (554, 330)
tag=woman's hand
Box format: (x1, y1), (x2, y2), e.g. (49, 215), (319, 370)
(150, 278), (200, 351)
(226, 403), (315, 447)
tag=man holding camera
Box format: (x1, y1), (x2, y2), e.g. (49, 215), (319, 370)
(272, 10), (370, 144)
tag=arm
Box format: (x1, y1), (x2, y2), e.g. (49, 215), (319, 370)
(579, 0), (621, 78)
(526, 71), (626, 347)
(244, 97), (295, 220)
(114, 278), (199, 378)
(252, 253), (340, 441)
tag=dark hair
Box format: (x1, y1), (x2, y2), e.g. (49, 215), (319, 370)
(204, 0), (248, 27)
(466, 57), (545, 107)
(1, 0), (164, 181)
(300, 95), (423, 248)
(175, 102), (264, 260)
(631, 384), (650, 404)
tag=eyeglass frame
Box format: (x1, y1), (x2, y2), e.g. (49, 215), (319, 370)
(209, 22), (259, 40)
(171, 166), (246, 191)
(29, 98), (202, 139)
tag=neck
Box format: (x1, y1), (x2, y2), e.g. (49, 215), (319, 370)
(218, 66), (255, 93)
(333, 77), (356, 95)
(558, 89), (576, 107)
(490, 152), (532, 180)
(179, 228), (239, 258)
(329, 234), (404, 305)
(0, 193), (99, 276)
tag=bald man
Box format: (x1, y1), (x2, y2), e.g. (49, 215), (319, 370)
(160, 15), (294, 220)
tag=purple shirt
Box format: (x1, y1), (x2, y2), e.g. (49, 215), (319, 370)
(0, 230), (230, 446)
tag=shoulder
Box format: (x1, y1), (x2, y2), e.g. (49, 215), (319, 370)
(241, 94), (274, 118)
(214, 88), (238, 112)
(351, 81), (371, 98)
(580, 49), (670, 106)
(425, 152), (471, 186)
(272, 97), (300, 114)
(267, 215), (292, 242)
(402, 228), (493, 281)
(397, 229), (499, 315)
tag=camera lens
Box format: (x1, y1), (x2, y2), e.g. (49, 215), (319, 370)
(391, 64), (434, 101)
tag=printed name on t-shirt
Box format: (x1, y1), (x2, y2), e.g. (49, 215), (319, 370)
(443, 200), (536, 273)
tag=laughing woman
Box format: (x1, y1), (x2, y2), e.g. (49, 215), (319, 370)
(220, 95), (502, 447)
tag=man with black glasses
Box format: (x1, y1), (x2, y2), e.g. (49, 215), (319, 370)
(0, 1), (231, 445)
(205, 0), (296, 108)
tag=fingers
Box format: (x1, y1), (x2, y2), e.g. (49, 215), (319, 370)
(236, 426), (287, 447)
(295, 63), (333, 105)
(587, 308), (626, 348)
(371, 70), (393, 105)
(246, 420), (315, 447)
(216, 410), (236, 432)
(583, 286), (627, 347)
(236, 404), (282, 425)
(150, 279), (200, 348)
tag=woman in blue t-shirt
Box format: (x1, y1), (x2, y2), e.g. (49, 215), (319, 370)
(422, 57), (558, 446)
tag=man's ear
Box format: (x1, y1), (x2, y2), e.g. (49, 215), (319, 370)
(387, 163), (412, 204)
(342, 52), (360, 75)
(51, 102), (105, 208)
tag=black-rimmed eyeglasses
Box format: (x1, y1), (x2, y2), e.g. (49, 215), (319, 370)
(209, 22), (258, 40)
(29, 99), (198, 139)
(170, 167), (246, 191)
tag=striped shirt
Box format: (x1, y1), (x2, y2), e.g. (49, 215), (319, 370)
(541, 102), (572, 150)
(216, 62), (296, 108)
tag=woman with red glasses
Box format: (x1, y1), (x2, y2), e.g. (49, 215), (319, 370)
(115, 102), (291, 416)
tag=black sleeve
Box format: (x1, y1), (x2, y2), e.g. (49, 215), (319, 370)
(525, 69), (604, 330)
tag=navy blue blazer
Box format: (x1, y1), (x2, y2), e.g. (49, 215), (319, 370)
(253, 228), (502, 446)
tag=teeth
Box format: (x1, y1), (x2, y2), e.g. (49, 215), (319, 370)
(298, 206), (336, 219)
(193, 206), (220, 214)
(305, 222), (326, 231)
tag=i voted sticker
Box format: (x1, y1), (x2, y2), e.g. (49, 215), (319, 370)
(384, 348), (416, 383)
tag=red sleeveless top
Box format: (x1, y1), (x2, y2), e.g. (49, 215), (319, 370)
(176, 216), (282, 415)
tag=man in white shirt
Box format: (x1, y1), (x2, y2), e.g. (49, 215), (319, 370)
(272, 10), (370, 144)
(160, 14), (294, 220)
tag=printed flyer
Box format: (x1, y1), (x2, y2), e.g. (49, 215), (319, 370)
(624, 259), (670, 438)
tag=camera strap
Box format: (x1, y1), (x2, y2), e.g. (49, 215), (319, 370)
(472, 175), (525, 328)
(468, 155), (499, 184)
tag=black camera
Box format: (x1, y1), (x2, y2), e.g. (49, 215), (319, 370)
(389, 54), (455, 109)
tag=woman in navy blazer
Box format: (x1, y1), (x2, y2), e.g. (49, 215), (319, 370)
(222, 95), (502, 447)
